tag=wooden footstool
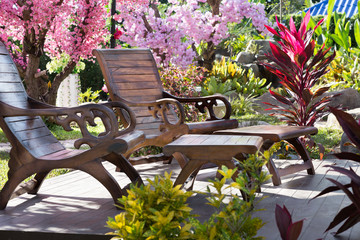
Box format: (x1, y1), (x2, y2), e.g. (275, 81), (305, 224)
(215, 125), (318, 186)
(163, 134), (263, 200)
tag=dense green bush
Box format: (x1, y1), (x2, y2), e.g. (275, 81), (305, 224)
(78, 59), (107, 100)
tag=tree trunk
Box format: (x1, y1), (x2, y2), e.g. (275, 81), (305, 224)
(201, 42), (216, 70)
(23, 54), (47, 101)
(199, 0), (221, 70)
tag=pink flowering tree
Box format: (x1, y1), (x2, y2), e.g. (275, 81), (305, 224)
(0, 0), (109, 105)
(115, 0), (269, 69)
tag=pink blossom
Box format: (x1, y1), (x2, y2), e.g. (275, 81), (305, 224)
(0, 0), (110, 68)
(114, 28), (123, 40)
(102, 84), (108, 93)
(116, 0), (270, 68)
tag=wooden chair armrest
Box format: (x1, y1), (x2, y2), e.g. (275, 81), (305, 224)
(0, 101), (135, 149)
(112, 93), (186, 131)
(27, 97), (59, 109)
(162, 91), (232, 120)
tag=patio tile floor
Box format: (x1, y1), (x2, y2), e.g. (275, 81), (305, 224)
(0, 156), (359, 240)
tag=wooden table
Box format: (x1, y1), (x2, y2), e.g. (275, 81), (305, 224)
(163, 134), (263, 199)
(215, 125), (318, 186)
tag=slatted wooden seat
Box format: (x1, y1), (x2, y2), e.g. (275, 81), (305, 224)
(0, 42), (145, 209)
(93, 48), (239, 167)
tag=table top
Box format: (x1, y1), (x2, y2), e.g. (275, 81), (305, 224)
(214, 125), (318, 142)
(163, 134), (263, 161)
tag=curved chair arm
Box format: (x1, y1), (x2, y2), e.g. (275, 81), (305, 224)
(112, 93), (186, 132)
(162, 91), (232, 120)
(0, 101), (135, 149)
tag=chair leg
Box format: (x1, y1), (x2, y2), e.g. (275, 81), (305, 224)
(103, 153), (143, 186)
(28, 171), (50, 194)
(0, 166), (36, 210)
(286, 137), (315, 175)
(77, 159), (123, 204)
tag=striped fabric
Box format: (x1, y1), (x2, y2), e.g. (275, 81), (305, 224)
(302, 0), (358, 17)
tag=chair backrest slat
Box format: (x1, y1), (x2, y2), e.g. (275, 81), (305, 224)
(94, 48), (179, 137)
(0, 42), (64, 158)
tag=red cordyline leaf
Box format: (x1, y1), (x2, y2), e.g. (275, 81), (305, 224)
(289, 17), (297, 36)
(286, 221), (303, 240)
(275, 204), (304, 240)
(330, 107), (360, 149)
(304, 40), (315, 62)
(270, 43), (292, 63)
(333, 152), (360, 163)
(325, 204), (357, 233)
(299, 10), (311, 37)
(269, 89), (293, 105)
(327, 178), (358, 207)
(334, 210), (360, 235)
(275, 204), (292, 240)
(313, 86), (330, 98)
(276, 16), (291, 39)
(312, 183), (352, 200)
(314, 17), (325, 31)
(265, 24), (280, 37)
(327, 166), (360, 186)
(265, 58), (295, 78)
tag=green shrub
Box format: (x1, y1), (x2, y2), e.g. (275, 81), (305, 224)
(230, 94), (257, 116)
(201, 76), (235, 96)
(203, 58), (269, 97)
(107, 148), (275, 240)
(106, 172), (194, 240)
(78, 59), (107, 100)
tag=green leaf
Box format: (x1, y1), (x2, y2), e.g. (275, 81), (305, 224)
(304, 0), (313, 8)
(330, 34), (344, 47)
(327, 0), (336, 31)
(354, 20), (360, 47)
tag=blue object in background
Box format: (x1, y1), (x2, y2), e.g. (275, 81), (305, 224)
(302, 0), (358, 17)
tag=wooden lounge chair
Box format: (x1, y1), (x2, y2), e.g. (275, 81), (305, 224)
(0, 42), (145, 209)
(93, 48), (239, 167)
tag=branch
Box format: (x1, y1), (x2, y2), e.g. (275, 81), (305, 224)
(34, 70), (48, 79)
(142, 14), (153, 33)
(149, 3), (161, 18)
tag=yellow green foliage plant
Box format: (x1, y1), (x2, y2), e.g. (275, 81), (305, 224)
(202, 57), (269, 97)
(107, 147), (275, 240)
(78, 88), (101, 103)
(201, 76), (235, 96)
(230, 94), (258, 116)
(189, 148), (274, 240)
(106, 172), (194, 240)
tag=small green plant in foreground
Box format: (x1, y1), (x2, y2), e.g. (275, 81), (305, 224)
(107, 172), (194, 239)
(107, 149), (273, 240)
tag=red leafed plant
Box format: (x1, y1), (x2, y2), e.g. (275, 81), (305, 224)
(262, 11), (336, 126)
(275, 204), (304, 240)
(311, 107), (360, 235)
